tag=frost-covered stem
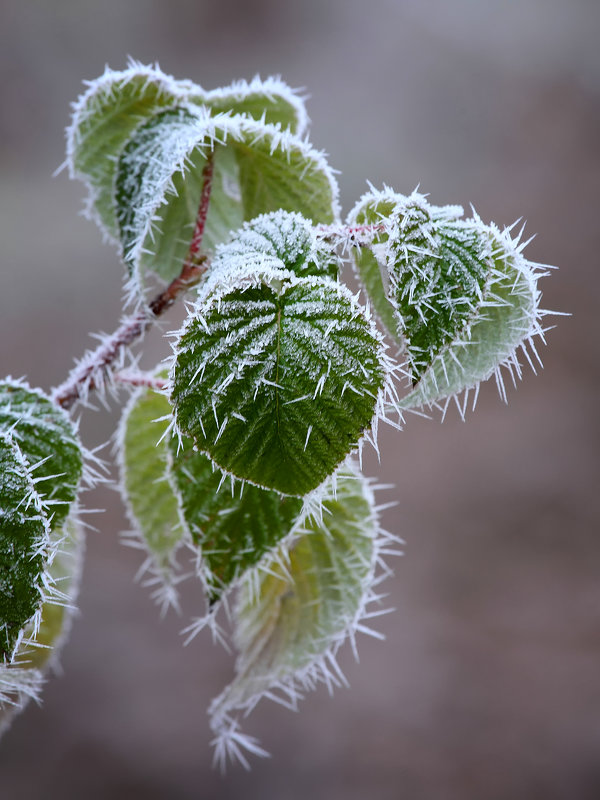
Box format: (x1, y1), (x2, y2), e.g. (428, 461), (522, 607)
(114, 371), (168, 390)
(52, 312), (149, 409)
(184, 151), (215, 269)
(52, 154), (215, 411)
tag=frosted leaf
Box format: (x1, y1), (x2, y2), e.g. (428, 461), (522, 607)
(193, 75), (308, 137)
(348, 188), (489, 381)
(66, 62), (193, 239)
(206, 210), (340, 285)
(67, 62), (308, 242)
(0, 432), (52, 661)
(115, 105), (340, 302)
(0, 380), (83, 532)
(208, 463), (385, 763)
(118, 384), (184, 607)
(169, 437), (302, 604)
(400, 221), (545, 408)
(0, 512), (84, 735)
(170, 267), (386, 496)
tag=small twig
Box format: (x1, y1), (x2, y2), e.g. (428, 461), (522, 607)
(185, 153), (215, 268)
(52, 152), (215, 411)
(114, 371), (168, 391)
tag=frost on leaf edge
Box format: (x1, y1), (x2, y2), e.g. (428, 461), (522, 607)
(65, 60), (312, 251)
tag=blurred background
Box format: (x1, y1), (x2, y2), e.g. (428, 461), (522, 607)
(0, 1), (598, 798)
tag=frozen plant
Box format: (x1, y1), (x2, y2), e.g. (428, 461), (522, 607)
(0, 61), (552, 768)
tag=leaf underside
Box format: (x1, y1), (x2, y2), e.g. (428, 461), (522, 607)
(120, 386), (182, 574)
(209, 463), (377, 727)
(121, 383), (304, 603)
(348, 198), (401, 336)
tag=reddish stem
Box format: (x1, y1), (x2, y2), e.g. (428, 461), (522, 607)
(185, 152), (215, 268)
(114, 371), (168, 391)
(53, 152), (215, 410)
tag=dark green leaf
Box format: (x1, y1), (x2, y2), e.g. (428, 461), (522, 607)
(169, 439), (302, 603)
(0, 381), (83, 531)
(0, 433), (50, 661)
(171, 274), (385, 496)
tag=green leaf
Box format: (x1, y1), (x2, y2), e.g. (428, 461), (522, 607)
(208, 464), (379, 747)
(0, 433), (51, 662)
(0, 381), (83, 531)
(388, 204), (490, 383)
(171, 270), (385, 496)
(67, 63), (191, 239)
(119, 385), (183, 596)
(194, 75), (308, 136)
(68, 64), (309, 244)
(0, 512), (84, 733)
(399, 224), (541, 409)
(169, 437), (302, 603)
(115, 106), (339, 301)
(349, 189), (489, 382)
(210, 210), (340, 281)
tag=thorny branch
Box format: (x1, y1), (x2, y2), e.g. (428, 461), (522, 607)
(52, 153), (215, 411)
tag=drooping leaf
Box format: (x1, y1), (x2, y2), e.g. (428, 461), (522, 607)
(115, 106), (339, 301)
(0, 380), (83, 531)
(0, 433), (51, 662)
(169, 437), (302, 603)
(171, 266), (386, 496)
(208, 464), (380, 763)
(399, 223), (543, 408)
(0, 513), (84, 735)
(118, 385), (183, 599)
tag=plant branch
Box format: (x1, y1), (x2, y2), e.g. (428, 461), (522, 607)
(52, 152), (216, 411)
(114, 370), (168, 391)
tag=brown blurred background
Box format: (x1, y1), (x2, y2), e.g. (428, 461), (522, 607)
(1, 1), (599, 798)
